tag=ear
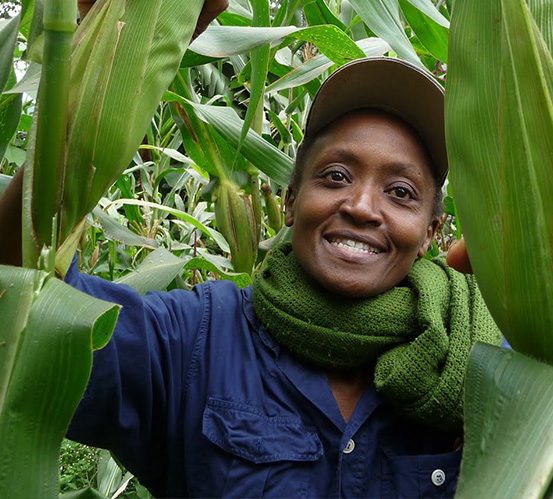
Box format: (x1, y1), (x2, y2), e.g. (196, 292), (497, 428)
(417, 218), (440, 258)
(284, 188), (296, 227)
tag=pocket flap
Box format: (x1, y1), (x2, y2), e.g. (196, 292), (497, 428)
(202, 398), (323, 464)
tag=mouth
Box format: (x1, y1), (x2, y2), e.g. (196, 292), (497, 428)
(327, 236), (383, 255)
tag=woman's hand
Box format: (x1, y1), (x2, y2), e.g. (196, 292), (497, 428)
(446, 237), (473, 274)
(78, 0), (228, 41)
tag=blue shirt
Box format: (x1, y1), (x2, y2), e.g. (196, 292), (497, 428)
(66, 264), (462, 498)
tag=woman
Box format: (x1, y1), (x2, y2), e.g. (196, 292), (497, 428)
(0, 58), (500, 497)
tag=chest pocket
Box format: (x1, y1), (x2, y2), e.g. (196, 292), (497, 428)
(202, 397), (322, 498)
(381, 444), (462, 499)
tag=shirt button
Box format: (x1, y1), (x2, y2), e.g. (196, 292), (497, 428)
(431, 469), (446, 486)
(343, 439), (355, 454)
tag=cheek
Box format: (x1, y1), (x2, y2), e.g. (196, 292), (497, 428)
(391, 216), (432, 253)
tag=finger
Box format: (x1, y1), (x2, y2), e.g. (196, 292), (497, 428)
(446, 238), (473, 274)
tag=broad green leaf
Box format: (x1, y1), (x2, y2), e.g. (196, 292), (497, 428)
(111, 198), (231, 253)
(0, 270), (119, 497)
(188, 25), (298, 56)
(266, 37), (391, 94)
(26, 0), (44, 59)
(164, 92), (293, 186)
(188, 25), (365, 64)
(447, 0), (553, 359)
(0, 93), (22, 163)
(140, 145), (195, 166)
(93, 207), (158, 249)
(399, 0), (448, 62)
(403, 0), (449, 27)
(115, 248), (185, 294)
(3, 62), (42, 96)
(349, 0), (423, 68)
(184, 256), (252, 288)
(268, 109), (292, 144)
(217, 10), (252, 27)
(19, 0), (36, 38)
(497, 0), (553, 359)
(446, 1), (504, 333)
(266, 55), (333, 94)
(227, 0), (253, 18)
(0, 16), (20, 94)
(304, 0), (348, 31)
(281, 25), (366, 64)
(0, 266), (43, 416)
(4, 144), (26, 166)
(456, 343), (553, 498)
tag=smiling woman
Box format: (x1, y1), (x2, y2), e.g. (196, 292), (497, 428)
(0, 56), (503, 498)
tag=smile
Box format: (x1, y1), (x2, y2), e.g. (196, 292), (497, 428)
(328, 237), (382, 254)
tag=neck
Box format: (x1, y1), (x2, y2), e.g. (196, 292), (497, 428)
(327, 369), (371, 422)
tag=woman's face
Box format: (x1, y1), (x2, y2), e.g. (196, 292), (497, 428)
(285, 110), (439, 299)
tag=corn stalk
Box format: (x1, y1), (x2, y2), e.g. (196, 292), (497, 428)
(446, 0), (553, 496)
(0, 0), (203, 496)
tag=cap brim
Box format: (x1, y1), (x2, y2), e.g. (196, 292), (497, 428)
(304, 57), (447, 184)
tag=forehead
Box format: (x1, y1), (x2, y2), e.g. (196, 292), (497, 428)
(304, 109), (434, 174)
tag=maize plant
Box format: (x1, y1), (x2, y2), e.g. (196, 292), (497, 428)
(0, 0), (466, 495)
(0, 0), (203, 496)
(447, 0), (553, 497)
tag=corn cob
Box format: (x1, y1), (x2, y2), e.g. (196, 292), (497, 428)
(261, 183), (282, 232)
(215, 179), (258, 274)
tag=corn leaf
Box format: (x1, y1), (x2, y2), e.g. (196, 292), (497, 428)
(304, 0), (348, 30)
(93, 207), (158, 249)
(0, 16), (20, 94)
(188, 25), (365, 64)
(111, 198), (230, 253)
(0, 268), (119, 497)
(266, 37), (391, 94)
(169, 72), (239, 179)
(184, 256), (253, 288)
(456, 343), (553, 498)
(403, 0), (449, 27)
(235, 0), (271, 155)
(399, 0), (448, 62)
(348, 0), (423, 68)
(3, 61), (42, 96)
(0, 93), (22, 164)
(59, 0), (204, 244)
(446, 0), (553, 360)
(115, 248), (185, 294)
(164, 92), (294, 186)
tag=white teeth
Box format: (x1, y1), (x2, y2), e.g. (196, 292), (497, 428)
(329, 238), (381, 254)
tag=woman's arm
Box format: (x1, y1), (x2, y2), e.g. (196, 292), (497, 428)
(0, 167), (23, 267)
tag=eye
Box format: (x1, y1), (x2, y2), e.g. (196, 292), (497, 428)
(388, 185), (415, 199)
(323, 170), (348, 183)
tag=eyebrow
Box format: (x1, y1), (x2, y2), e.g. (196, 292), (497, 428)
(315, 148), (428, 178)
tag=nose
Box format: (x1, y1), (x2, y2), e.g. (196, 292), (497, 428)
(340, 185), (384, 225)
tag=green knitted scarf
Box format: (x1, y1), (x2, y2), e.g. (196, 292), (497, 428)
(252, 244), (502, 430)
